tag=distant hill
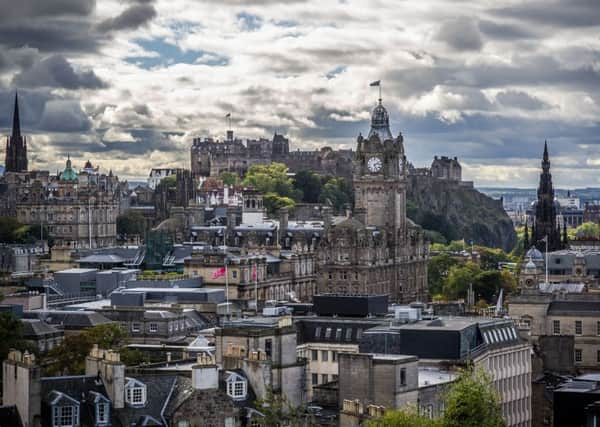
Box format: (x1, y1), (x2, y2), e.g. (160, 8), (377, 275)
(408, 177), (517, 251)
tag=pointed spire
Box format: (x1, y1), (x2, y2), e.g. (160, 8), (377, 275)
(543, 140), (549, 163)
(12, 91), (21, 138)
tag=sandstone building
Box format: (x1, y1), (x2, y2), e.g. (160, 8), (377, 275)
(317, 98), (428, 302)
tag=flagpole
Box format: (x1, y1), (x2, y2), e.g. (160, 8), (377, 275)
(255, 260), (258, 313)
(225, 258), (229, 317)
(545, 235), (549, 285)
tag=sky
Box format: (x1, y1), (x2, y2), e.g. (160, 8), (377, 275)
(0, 0), (599, 188)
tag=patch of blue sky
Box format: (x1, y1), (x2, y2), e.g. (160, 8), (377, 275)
(237, 12), (263, 31)
(125, 38), (226, 69)
(326, 65), (347, 79)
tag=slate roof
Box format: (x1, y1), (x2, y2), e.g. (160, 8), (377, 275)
(40, 375), (118, 427)
(37, 311), (114, 329)
(548, 301), (600, 316)
(21, 319), (62, 338)
(115, 375), (178, 426)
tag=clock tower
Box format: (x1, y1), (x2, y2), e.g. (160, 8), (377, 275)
(353, 98), (407, 237)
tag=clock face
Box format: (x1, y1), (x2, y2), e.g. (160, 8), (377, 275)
(367, 157), (382, 173)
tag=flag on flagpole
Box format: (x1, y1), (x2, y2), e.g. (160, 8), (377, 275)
(225, 113), (231, 118)
(369, 80), (381, 87)
(212, 266), (226, 279)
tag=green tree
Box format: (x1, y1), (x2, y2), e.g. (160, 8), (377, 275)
(253, 387), (308, 426)
(574, 222), (600, 240)
(442, 262), (481, 300)
(161, 174), (177, 188)
(443, 369), (504, 427)
(219, 171), (239, 186)
(293, 170), (323, 203)
(45, 323), (130, 375)
(0, 312), (33, 364)
(263, 193), (296, 215)
(478, 247), (514, 271)
(473, 270), (514, 303)
(117, 210), (147, 236)
(243, 163), (300, 199)
(428, 253), (459, 296)
(319, 177), (353, 213)
(368, 407), (442, 427)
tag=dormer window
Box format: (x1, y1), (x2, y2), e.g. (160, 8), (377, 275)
(225, 372), (248, 400)
(125, 378), (147, 406)
(49, 391), (80, 427)
(90, 391), (110, 426)
(53, 405), (79, 427)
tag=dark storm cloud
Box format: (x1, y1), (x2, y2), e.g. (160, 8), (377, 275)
(436, 17), (483, 51)
(38, 100), (92, 132)
(492, 0), (600, 28)
(496, 91), (548, 110)
(97, 4), (157, 32)
(99, 129), (179, 155)
(0, 90), (92, 134)
(478, 20), (537, 40)
(0, 21), (104, 53)
(13, 55), (107, 90)
(0, 0), (96, 22)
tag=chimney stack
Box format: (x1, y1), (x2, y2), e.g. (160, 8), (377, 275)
(3, 349), (41, 427)
(191, 353), (219, 390)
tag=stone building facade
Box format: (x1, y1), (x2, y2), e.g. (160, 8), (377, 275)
(431, 156), (461, 181)
(509, 290), (600, 371)
(190, 130), (354, 180)
(1, 157), (124, 249)
(317, 99), (428, 303)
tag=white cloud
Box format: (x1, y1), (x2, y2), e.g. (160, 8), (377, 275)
(1, 0), (600, 186)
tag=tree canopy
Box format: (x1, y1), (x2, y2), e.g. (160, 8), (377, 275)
(367, 407), (442, 427)
(443, 369), (504, 427)
(368, 368), (504, 427)
(293, 170), (323, 203)
(573, 222), (600, 240)
(117, 210), (147, 236)
(0, 312), (35, 379)
(218, 171), (239, 186)
(319, 177), (353, 213)
(44, 323), (130, 376)
(242, 163), (301, 214)
(0, 216), (51, 245)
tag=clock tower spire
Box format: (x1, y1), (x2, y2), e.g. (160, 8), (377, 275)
(353, 94), (407, 235)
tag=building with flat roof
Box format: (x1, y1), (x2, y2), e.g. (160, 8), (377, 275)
(359, 317), (532, 427)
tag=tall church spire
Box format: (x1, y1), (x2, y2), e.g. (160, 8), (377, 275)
(12, 92), (21, 138)
(531, 141), (563, 252)
(4, 91), (28, 172)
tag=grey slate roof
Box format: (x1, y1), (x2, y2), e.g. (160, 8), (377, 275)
(21, 319), (62, 338)
(36, 311), (114, 329)
(548, 301), (600, 316)
(115, 375), (178, 426)
(40, 375), (117, 427)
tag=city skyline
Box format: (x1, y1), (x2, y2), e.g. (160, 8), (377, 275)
(0, 0), (599, 187)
